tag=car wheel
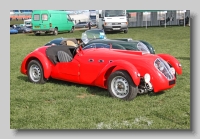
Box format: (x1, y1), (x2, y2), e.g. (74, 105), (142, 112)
(124, 30), (128, 33)
(53, 28), (58, 35)
(34, 32), (40, 36)
(70, 27), (74, 33)
(27, 60), (46, 84)
(107, 70), (138, 101)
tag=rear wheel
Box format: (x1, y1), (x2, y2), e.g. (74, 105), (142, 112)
(34, 31), (40, 36)
(27, 60), (46, 84)
(107, 70), (138, 101)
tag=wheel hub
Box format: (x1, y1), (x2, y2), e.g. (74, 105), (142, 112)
(29, 64), (41, 82)
(111, 76), (129, 98)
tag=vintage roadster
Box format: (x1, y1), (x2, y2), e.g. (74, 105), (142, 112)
(20, 42), (182, 101)
(44, 29), (156, 54)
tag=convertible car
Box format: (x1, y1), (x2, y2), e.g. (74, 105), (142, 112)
(44, 29), (156, 54)
(20, 43), (182, 101)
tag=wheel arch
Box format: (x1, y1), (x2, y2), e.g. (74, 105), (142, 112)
(21, 53), (52, 79)
(94, 60), (141, 88)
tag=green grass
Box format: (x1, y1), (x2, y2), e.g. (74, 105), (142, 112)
(10, 26), (190, 129)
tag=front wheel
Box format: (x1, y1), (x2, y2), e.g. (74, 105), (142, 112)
(124, 29), (128, 33)
(107, 70), (138, 101)
(53, 28), (58, 35)
(70, 27), (74, 33)
(27, 60), (46, 84)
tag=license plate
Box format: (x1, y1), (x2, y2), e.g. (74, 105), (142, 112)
(113, 28), (120, 30)
(34, 26), (40, 28)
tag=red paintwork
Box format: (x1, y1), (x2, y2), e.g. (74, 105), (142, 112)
(20, 46), (182, 93)
(156, 53), (182, 75)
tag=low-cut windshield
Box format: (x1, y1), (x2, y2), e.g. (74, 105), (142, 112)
(81, 30), (107, 44)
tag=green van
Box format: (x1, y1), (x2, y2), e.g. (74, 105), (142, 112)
(32, 10), (75, 35)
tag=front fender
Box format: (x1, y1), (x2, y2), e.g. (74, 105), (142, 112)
(156, 53), (182, 75)
(94, 60), (140, 88)
(20, 51), (52, 79)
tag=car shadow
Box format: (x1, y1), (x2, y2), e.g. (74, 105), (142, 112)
(17, 75), (109, 97)
(17, 75), (166, 99)
(136, 91), (166, 98)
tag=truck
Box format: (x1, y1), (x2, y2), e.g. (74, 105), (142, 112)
(89, 10), (97, 26)
(97, 10), (128, 33)
(24, 19), (32, 27)
(31, 10), (75, 36)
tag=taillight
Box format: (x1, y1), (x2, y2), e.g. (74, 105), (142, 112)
(104, 22), (106, 26)
(50, 23), (52, 27)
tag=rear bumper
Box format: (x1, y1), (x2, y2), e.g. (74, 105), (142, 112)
(32, 27), (55, 32)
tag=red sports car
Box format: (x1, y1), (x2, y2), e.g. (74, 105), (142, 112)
(20, 44), (182, 101)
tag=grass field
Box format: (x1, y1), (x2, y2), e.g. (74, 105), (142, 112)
(10, 26), (190, 129)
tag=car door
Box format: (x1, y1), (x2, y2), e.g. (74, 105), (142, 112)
(54, 59), (80, 83)
(74, 49), (108, 85)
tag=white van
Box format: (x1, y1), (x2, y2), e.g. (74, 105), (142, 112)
(98, 10), (128, 33)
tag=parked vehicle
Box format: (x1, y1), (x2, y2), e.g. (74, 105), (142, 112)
(21, 41), (182, 101)
(97, 10), (128, 33)
(24, 19), (32, 27)
(32, 10), (75, 36)
(15, 26), (25, 33)
(75, 22), (89, 28)
(44, 29), (155, 54)
(15, 26), (32, 33)
(10, 27), (18, 34)
(23, 26), (32, 33)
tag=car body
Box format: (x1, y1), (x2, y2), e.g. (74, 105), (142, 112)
(10, 27), (18, 34)
(20, 44), (182, 101)
(15, 26), (32, 33)
(75, 22), (94, 28)
(23, 26), (33, 33)
(32, 10), (74, 36)
(44, 29), (155, 54)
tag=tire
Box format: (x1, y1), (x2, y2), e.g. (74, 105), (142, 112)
(124, 30), (128, 33)
(107, 70), (138, 101)
(53, 28), (58, 35)
(27, 60), (46, 84)
(70, 27), (74, 33)
(34, 32), (40, 36)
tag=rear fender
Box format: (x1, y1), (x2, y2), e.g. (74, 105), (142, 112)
(94, 60), (140, 88)
(157, 53), (182, 75)
(20, 51), (52, 79)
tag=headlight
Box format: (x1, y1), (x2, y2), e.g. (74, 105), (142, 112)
(105, 22), (112, 26)
(121, 22), (128, 25)
(170, 67), (175, 75)
(144, 73), (150, 83)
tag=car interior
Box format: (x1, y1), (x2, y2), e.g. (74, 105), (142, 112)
(46, 45), (79, 64)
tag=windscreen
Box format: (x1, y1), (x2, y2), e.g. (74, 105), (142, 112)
(104, 10), (126, 17)
(81, 30), (107, 44)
